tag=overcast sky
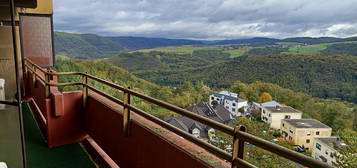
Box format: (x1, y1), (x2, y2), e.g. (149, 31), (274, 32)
(54, 0), (357, 40)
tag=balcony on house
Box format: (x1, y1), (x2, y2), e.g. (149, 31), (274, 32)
(0, 0), (334, 168)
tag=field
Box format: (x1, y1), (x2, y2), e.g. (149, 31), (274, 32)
(284, 41), (357, 54)
(130, 45), (250, 58)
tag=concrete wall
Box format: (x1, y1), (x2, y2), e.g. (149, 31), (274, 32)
(312, 139), (337, 166)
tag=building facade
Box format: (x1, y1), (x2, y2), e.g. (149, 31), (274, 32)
(312, 137), (346, 166)
(280, 119), (332, 151)
(261, 106), (302, 129)
(209, 91), (248, 116)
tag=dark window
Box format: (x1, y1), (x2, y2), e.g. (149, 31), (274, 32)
(284, 115), (291, 119)
(232, 108), (236, 111)
(211, 97), (214, 100)
(330, 152), (334, 158)
(282, 123), (285, 127)
(306, 139), (310, 143)
(316, 131), (320, 135)
(316, 143), (321, 150)
(268, 114), (271, 117)
(232, 103), (236, 106)
(263, 110), (265, 114)
(290, 130), (293, 134)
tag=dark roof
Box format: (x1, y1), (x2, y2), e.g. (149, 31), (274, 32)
(315, 136), (347, 149)
(187, 102), (232, 123)
(164, 102), (233, 138)
(283, 119), (331, 129)
(264, 106), (301, 113)
(210, 92), (247, 103)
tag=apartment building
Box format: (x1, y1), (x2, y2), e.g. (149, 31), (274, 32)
(312, 136), (346, 166)
(261, 106), (302, 129)
(209, 91), (248, 116)
(281, 119), (332, 151)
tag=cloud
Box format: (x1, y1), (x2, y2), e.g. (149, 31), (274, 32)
(53, 0), (357, 39)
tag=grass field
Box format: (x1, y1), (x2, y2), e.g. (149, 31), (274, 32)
(284, 41), (357, 54)
(131, 45), (249, 58)
(131, 45), (221, 54)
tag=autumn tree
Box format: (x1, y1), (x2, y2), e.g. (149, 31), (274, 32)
(258, 92), (273, 103)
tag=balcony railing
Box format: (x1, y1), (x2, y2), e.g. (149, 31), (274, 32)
(24, 58), (333, 168)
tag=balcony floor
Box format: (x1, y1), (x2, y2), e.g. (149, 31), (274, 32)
(23, 103), (96, 168)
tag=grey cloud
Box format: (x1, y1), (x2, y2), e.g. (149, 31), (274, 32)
(53, 0), (357, 39)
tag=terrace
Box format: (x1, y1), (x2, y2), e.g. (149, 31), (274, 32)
(0, 0), (334, 167)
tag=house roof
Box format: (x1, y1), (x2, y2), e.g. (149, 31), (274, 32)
(315, 136), (347, 149)
(264, 106), (301, 113)
(164, 102), (233, 138)
(261, 101), (281, 107)
(283, 119), (330, 129)
(210, 92), (247, 103)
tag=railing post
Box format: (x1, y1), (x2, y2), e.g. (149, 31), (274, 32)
(123, 86), (131, 136)
(45, 69), (51, 98)
(32, 65), (36, 86)
(232, 125), (246, 168)
(82, 72), (88, 108)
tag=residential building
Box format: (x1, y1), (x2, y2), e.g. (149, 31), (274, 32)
(252, 100), (281, 109)
(281, 119), (332, 151)
(312, 136), (346, 166)
(165, 102), (233, 139)
(261, 106), (302, 129)
(209, 91), (248, 116)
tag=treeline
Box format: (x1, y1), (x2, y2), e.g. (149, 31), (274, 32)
(134, 54), (357, 104)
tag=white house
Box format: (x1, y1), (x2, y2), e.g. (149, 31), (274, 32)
(261, 105), (302, 129)
(209, 91), (248, 116)
(312, 136), (346, 166)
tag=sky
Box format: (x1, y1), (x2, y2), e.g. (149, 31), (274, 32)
(54, 0), (357, 40)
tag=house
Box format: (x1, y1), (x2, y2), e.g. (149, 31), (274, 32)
(252, 101), (281, 110)
(165, 102), (233, 139)
(280, 119), (332, 151)
(261, 106), (302, 129)
(312, 136), (346, 166)
(0, 79), (4, 109)
(209, 91), (248, 116)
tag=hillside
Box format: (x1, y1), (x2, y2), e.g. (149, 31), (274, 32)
(54, 32), (125, 59)
(114, 54), (357, 104)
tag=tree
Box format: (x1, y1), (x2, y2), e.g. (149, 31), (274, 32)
(258, 92), (273, 103)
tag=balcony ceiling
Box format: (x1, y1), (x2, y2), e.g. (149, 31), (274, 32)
(0, 0), (37, 8)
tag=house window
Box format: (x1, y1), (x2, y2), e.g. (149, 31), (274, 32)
(284, 115), (291, 119)
(263, 110), (265, 114)
(268, 114), (271, 117)
(306, 139), (310, 143)
(330, 152), (334, 158)
(232, 103), (236, 106)
(289, 130), (293, 134)
(316, 143), (321, 150)
(288, 136), (292, 140)
(216, 98), (220, 101)
(232, 108), (236, 111)
(307, 131), (311, 136)
(316, 131), (320, 135)
(282, 123), (285, 127)
(225, 106), (229, 109)
(211, 97), (214, 100)
(325, 150), (329, 155)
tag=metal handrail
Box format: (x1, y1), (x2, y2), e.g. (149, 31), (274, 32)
(24, 58), (334, 168)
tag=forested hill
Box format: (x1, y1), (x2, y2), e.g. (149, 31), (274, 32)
(54, 32), (125, 59)
(132, 54), (357, 103)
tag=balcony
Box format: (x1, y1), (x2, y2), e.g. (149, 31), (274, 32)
(3, 58), (332, 168)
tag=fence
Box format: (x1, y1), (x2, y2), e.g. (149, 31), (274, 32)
(24, 58), (333, 168)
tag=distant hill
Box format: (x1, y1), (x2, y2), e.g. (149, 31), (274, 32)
(113, 53), (357, 104)
(107, 36), (204, 50)
(54, 32), (125, 59)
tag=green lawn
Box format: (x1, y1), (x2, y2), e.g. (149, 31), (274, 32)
(130, 45), (221, 54)
(23, 103), (95, 168)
